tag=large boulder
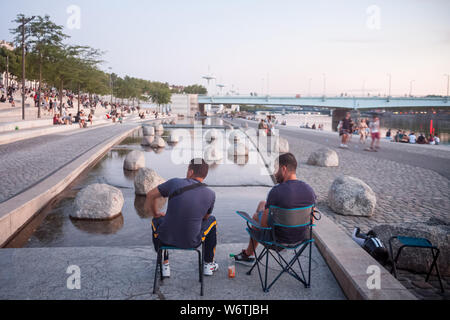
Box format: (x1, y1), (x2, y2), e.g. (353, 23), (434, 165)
(328, 176), (376, 217)
(372, 218), (450, 276)
(154, 124), (164, 133)
(307, 148), (339, 167)
(71, 184), (124, 220)
(273, 136), (290, 154)
(143, 126), (155, 136)
(228, 141), (249, 156)
(228, 130), (246, 144)
(168, 133), (179, 143)
(205, 129), (220, 143)
(134, 168), (166, 196)
(141, 136), (155, 146)
(151, 136), (166, 149)
(124, 150), (145, 171)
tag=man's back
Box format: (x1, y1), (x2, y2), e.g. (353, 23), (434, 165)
(266, 180), (316, 244)
(266, 180), (316, 210)
(157, 178), (216, 248)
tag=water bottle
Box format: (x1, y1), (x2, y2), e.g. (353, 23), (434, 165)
(228, 254), (236, 278)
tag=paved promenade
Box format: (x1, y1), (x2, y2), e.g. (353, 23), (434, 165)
(233, 118), (449, 233)
(0, 123), (139, 203)
(0, 244), (345, 300)
(232, 118), (450, 299)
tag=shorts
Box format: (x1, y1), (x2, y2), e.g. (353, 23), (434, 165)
(371, 132), (380, 140)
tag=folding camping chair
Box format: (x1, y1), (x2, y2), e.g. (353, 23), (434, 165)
(152, 242), (205, 296)
(389, 236), (444, 293)
(236, 205), (320, 293)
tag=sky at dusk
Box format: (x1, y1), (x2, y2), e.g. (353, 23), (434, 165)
(1, 0), (450, 96)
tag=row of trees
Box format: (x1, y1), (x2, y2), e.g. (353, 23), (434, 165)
(0, 14), (179, 117)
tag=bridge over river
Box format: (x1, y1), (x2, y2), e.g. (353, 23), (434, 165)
(198, 95), (450, 110)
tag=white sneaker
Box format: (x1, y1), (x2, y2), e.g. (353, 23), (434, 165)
(203, 262), (219, 276)
(162, 262), (170, 278)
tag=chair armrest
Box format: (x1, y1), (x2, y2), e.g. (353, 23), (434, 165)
(235, 211), (271, 230)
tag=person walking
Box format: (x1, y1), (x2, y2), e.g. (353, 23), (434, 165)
(369, 115), (381, 151)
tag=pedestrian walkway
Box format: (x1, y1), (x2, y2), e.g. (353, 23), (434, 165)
(0, 123), (138, 203)
(0, 244), (345, 300)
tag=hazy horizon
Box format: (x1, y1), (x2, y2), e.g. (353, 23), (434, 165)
(1, 0), (450, 96)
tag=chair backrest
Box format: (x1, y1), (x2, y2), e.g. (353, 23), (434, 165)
(268, 205), (314, 247)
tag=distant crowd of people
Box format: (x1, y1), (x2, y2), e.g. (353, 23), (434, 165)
(337, 112), (442, 151)
(390, 130), (440, 145)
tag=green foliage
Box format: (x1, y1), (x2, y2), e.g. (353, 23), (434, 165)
(183, 84), (207, 95)
(6, 13), (174, 107)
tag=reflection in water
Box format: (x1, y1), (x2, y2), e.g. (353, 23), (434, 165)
(123, 168), (138, 182)
(134, 195), (166, 218)
(15, 117), (272, 248)
(70, 214), (124, 234)
(228, 154), (250, 166)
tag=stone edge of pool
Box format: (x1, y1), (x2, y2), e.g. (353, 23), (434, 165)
(0, 118), (417, 300)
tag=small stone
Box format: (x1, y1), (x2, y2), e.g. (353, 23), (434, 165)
(151, 136), (166, 148)
(205, 129), (220, 142)
(307, 148), (339, 167)
(141, 136), (154, 146)
(142, 126), (155, 136)
(273, 137), (290, 154)
(124, 150), (145, 171)
(154, 124), (164, 133)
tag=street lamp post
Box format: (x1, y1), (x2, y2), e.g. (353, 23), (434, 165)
(409, 80), (415, 97)
(322, 73), (326, 100)
(387, 73), (392, 101)
(5, 55), (9, 89)
(20, 15), (35, 120)
(445, 74), (449, 102)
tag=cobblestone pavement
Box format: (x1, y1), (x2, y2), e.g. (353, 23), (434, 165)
(0, 123), (138, 203)
(232, 118), (450, 300)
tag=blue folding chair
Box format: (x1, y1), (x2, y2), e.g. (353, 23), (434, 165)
(152, 242), (205, 296)
(236, 205), (320, 293)
(389, 236), (444, 293)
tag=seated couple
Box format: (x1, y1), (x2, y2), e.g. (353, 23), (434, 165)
(144, 153), (316, 277)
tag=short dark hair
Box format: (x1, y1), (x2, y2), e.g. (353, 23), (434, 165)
(277, 153), (297, 172)
(189, 158), (209, 178)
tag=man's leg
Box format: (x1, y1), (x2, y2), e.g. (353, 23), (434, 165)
(151, 217), (168, 263)
(201, 215), (217, 263)
(245, 201), (268, 256)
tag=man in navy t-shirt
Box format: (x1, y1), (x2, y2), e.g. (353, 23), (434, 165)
(145, 158), (218, 277)
(234, 153), (317, 264)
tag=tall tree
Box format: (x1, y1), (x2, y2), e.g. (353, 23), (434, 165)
(28, 15), (68, 117)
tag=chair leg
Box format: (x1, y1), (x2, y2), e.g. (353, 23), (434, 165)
(426, 248), (444, 293)
(307, 241), (312, 288)
(197, 249), (202, 282)
(264, 247), (270, 292)
(153, 249), (162, 294)
(200, 243), (205, 296)
(247, 239), (262, 275)
(390, 245), (404, 279)
(160, 250), (164, 281)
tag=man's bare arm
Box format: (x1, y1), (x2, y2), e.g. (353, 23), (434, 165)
(145, 187), (165, 218)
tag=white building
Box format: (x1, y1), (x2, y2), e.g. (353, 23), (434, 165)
(170, 94), (199, 117)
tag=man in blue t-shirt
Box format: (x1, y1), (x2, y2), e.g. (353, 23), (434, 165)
(234, 153), (317, 264)
(145, 158), (218, 277)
